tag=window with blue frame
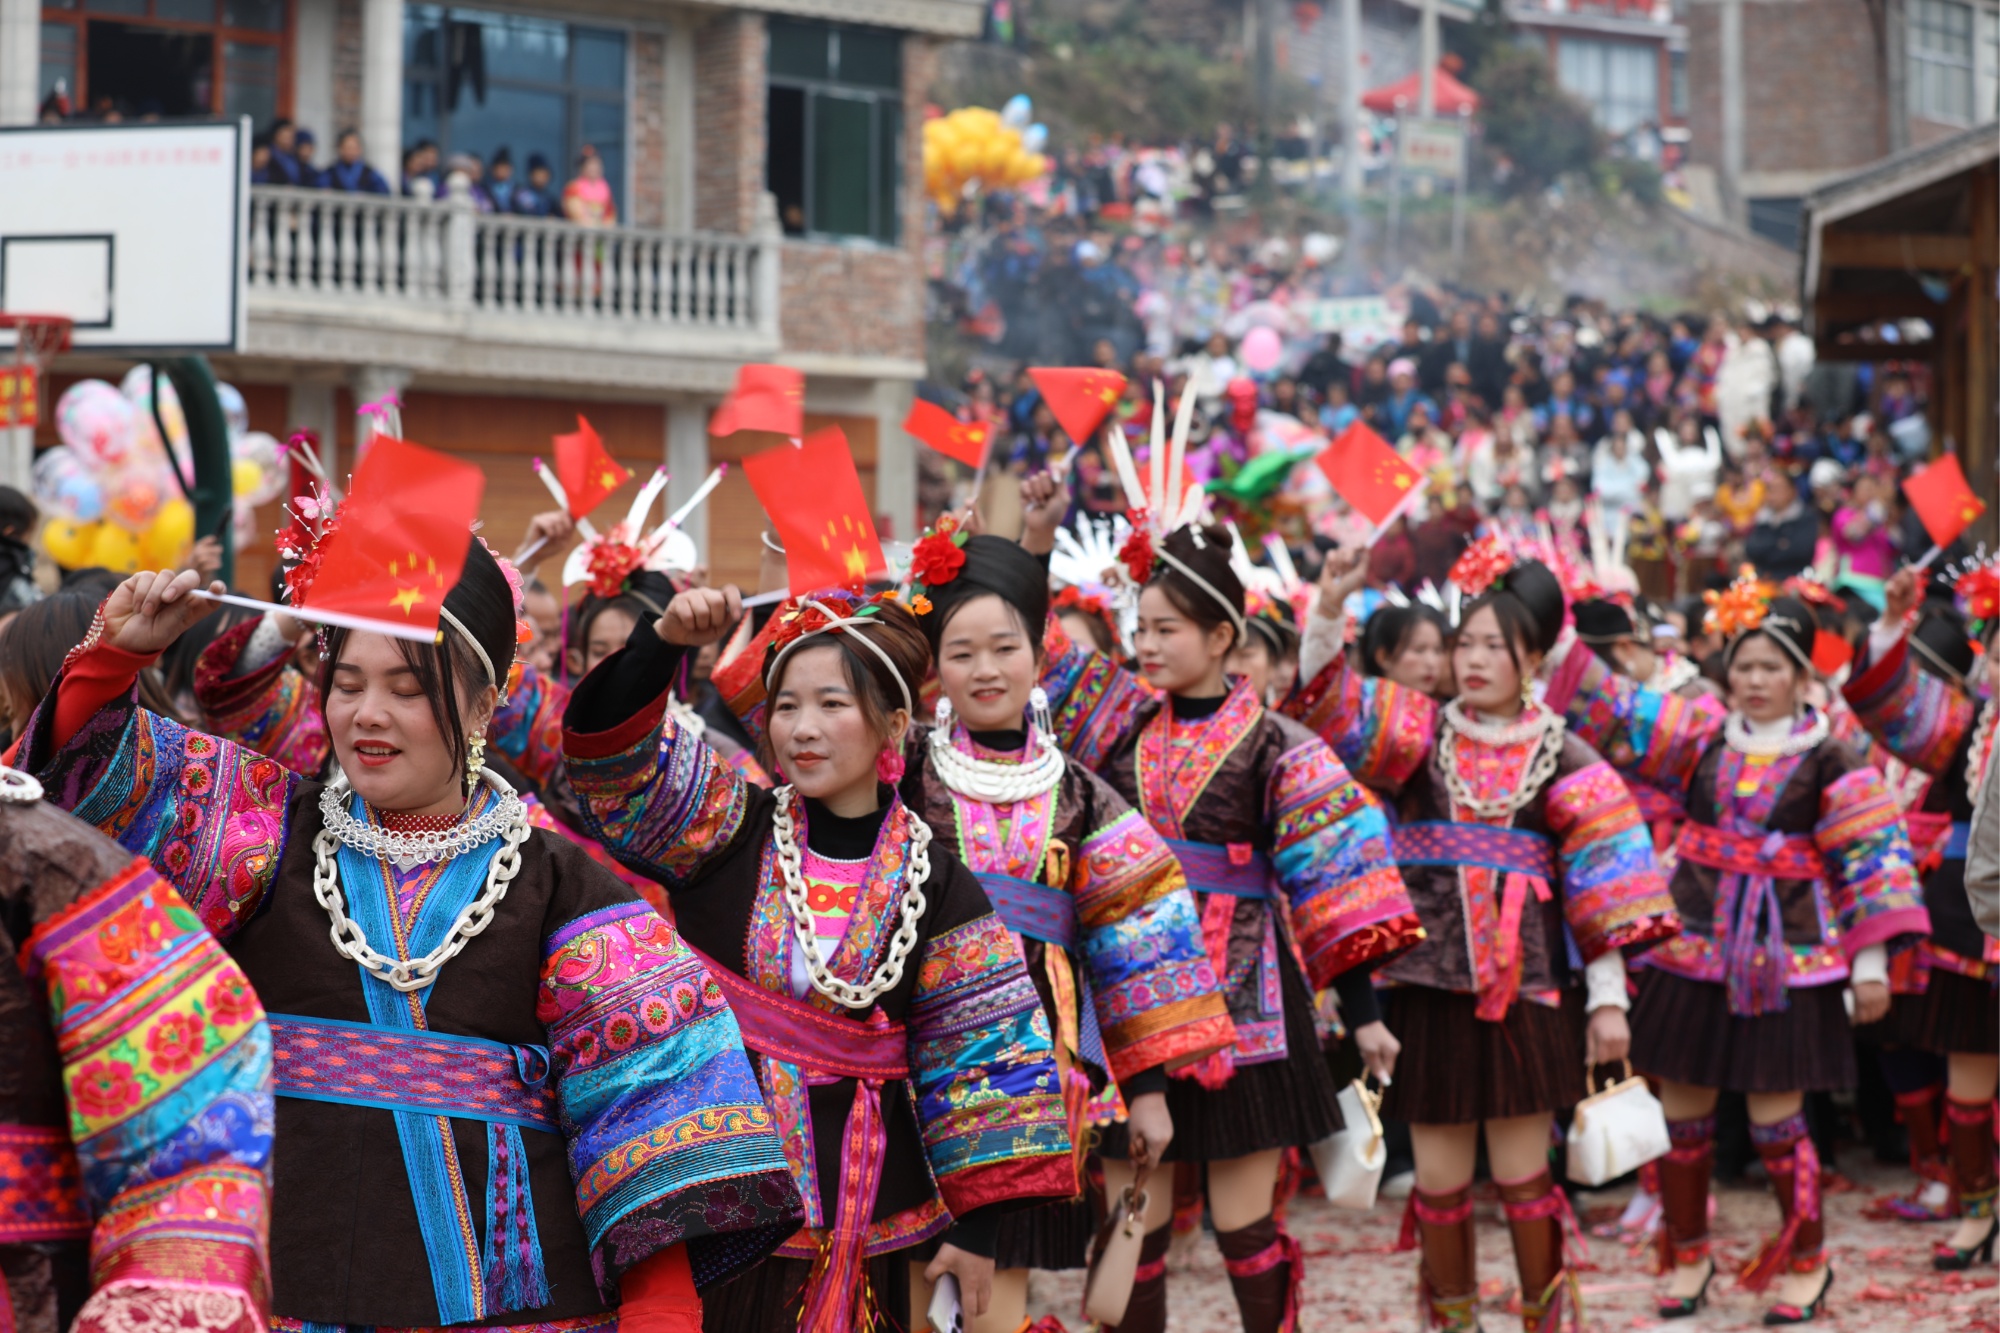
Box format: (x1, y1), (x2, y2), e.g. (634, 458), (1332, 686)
(404, 6), (625, 210)
(766, 17), (902, 244)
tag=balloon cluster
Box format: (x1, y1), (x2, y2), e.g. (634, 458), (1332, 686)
(923, 94), (1049, 215)
(33, 370), (285, 572)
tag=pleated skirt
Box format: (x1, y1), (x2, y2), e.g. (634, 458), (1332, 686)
(1378, 984), (1587, 1125)
(1899, 968), (2000, 1056)
(1630, 969), (1856, 1093)
(993, 1191), (1100, 1271)
(701, 1253), (911, 1333)
(1098, 943), (1343, 1162)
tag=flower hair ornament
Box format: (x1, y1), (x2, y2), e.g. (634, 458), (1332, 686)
(558, 466), (725, 606)
(905, 513), (968, 616)
(1448, 533), (1514, 599)
(1950, 546), (1999, 640)
(1702, 565), (1774, 639)
(763, 590), (915, 716)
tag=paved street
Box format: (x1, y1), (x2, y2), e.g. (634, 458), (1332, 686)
(1027, 1158), (1999, 1331)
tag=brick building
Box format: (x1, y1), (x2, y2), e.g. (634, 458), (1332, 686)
(0, 0), (979, 592)
(1681, 0), (2000, 244)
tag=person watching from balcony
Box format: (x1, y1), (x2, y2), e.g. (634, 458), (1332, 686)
(266, 118), (313, 187)
(401, 139), (440, 197)
(292, 128), (323, 187)
(324, 128), (390, 195)
(562, 146), (616, 227)
(446, 151), (496, 212)
(250, 134), (274, 183)
(488, 146), (517, 212)
(512, 154), (558, 217)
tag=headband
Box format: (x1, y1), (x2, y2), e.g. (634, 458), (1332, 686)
(438, 607), (505, 701)
(765, 597), (915, 716)
(1726, 611), (1815, 675)
(1154, 546), (1248, 641)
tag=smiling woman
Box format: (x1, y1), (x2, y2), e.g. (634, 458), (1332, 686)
(17, 534), (804, 1333)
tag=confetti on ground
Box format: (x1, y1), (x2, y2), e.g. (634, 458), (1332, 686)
(1025, 1157), (1995, 1330)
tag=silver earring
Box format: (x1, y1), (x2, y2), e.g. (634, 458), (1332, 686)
(1030, 685), (1053, 738)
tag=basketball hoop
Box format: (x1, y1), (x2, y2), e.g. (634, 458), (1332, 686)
(0, 312), (72, 491)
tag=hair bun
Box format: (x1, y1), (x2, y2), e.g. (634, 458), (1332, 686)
(1503, 560), (1566, 655)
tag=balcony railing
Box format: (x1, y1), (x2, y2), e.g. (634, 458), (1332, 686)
(245, 179), (779, 344)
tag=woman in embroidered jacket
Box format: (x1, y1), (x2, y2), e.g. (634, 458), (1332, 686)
(1019, 474), (1423, 1333)
(1843, 564), (1999, 1270)
(705, 529), (1235, 1332)
(1287, 550), (1680, 1333)
(1542, 570), (1928, 1324)
(19, 543), (804, 1333)
(0, 776), (272, 1333)
(560, 583), (1077, 1332)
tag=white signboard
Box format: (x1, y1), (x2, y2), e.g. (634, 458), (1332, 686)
(0, 120), (248, 353)
(1303, 295), (1393, 334)
(1400, 116), (1466, 179)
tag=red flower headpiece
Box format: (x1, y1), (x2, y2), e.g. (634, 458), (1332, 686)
(1053, 585), (1109, 617)
(1782, 573), (1842, 609)
(1449, 534), (1512, 599)
(585, 538), (648, 601)
(906, 514), (968, 613)
(1955, 552), (2000, 631)
(1703, 565), (1774, 638)
(275, 483), (343, 607)
(767, 589), (899, 654)
(1118, 518), (1156, 585)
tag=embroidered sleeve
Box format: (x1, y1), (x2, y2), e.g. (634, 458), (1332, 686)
(1548, 649), (1720, 797)
(1069, 796), (1234, 1081)
(705, 612), (784, 746)
(1280, 647), (1435, 794)
(538, 901), (802, 1293)
(907, 912), (1076, 1216)
(1542, 760), (1680, 961)
(1813, 761), (1929, 958)
(490, 664), (570, 788)
(562, 679), (757, 890)
(1841, 632), (1975, 778)
(26, 676), (294, 943)
(1266, 738), (1424, 988)
(1039, 618), (1153, 769)
(32, 859), (274, 1333)
(190, 617), (330, 778)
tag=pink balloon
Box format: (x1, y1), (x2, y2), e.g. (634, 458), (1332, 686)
(1240, 325), (1283, 374)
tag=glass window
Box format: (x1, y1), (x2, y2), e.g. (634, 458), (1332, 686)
(84, 0), (147, 16)
(223, 37), (276, 129)
(40, 20), (77, 100)
(1669, 48), (1687, 117)
(403, 7), (628, 213)
(1909, 0), (1975, 123)
(1556, 36), (1659, 134)
(766, 17), (903, 243)
(223, 0), (283, 32)
(156, 0), (215, 22)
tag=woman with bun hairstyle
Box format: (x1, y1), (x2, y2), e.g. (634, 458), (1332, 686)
(18, 538), (802, 1333)
(1543, 568), (1928, 1324)
(1289, 541), (1680, 1333)
(560, 581), (1078, 1332)
(1020, 473), (1422, 1333)
(700, 523), (1235, 1333)
(1842, 564), (1999, 1269)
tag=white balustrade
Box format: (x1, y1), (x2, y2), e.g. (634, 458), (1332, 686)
(245, 181), (778, 341)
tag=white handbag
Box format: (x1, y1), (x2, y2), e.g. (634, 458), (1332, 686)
(1565, 1060), (1671, 1187)
(1309, 1078), (1389, 1211)
(1081, 1166), (1152, 1325)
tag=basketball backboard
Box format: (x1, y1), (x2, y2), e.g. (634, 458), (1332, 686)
(0, 119), (247, 354)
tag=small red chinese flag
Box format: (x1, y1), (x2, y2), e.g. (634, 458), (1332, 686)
(743, 426), (886, 595)
(903, 398), (992, 469)
(1811, 629), (1851, 677)
(1903, 453), (1987, 550)
(1029, 367), (1128, 447)
(554, 415), (629, 519)
(711, 364), (805, 438)
(1316, 421), (1424, 526)
(305, 436), (484, 633)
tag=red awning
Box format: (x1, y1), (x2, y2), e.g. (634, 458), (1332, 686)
(1360, 66), (1480, 116)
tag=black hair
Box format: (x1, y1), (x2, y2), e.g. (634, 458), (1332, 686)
(760, 597), (931, 774)
(1572, 597), (1637, 670)
(0, 590), (95, 724)
(1722, 595), (1815, 676)
(315, 537), (517, 785)
(0, 485), (36, 541)
(1244, 610), (1299, 663)
(1459, 560), (1565, 675)
(1911, 603), (1975, 686)
(920, 534), (1050, 657)
(1144, 524), (1244, 649)
(1360, 603), (1448, 678)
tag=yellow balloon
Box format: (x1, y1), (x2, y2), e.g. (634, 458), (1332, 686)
(231, 457), (263, 499)
(88, 523), (142, 574)
(143, 497), (196, 567)
(40, 517), (98, 568)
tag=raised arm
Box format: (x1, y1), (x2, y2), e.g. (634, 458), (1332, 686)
(1038, 615), (1155, 768)
(1841, 569), (1976, 777)
(1542, 635), (1721, 798)
(1267, 728), (1424, 989)
(193, 613), (331, 777)
(561, 586), (762, 890)
(24, 572), (297, 939)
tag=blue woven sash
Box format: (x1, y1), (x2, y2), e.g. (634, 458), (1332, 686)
(974, 872), (1104, 1070)
(1165, 839), (1273, 898)
(1945, 822), (1971, 860)
(1390, 821), (1556, 879)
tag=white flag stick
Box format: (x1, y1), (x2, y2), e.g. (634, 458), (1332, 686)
(531, 458), (599, 543)
(188, 588), (438, 643)
(742, 587), (791, 608)
(659, 465), (728, 532)
(624, 466), (672, 534)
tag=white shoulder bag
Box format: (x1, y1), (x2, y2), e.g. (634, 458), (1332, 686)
(1308, 1077), (1389, 1210)
(1565, 1060), (1671, 1187)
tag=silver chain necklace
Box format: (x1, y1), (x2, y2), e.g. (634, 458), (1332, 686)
(1437, 699), (1565, 820)
(928, 694), (1066, 805)
(319, 769), (523, 872)
(771, 786), (930, 1009)
(0, 764), (43, 804)
(1723, 708), (1829, 758)
(312, 769), (531, 993)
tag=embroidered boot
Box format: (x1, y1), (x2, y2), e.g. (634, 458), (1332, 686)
(1497, 1170), (1582, 1333)
(1408, 1184), (1480, 1332)
(1104, 1226), (1171, 1333)
(1936, 1096), (1999, 1270)
(1885, 1085), (1955, 1221)
(1745, 1112), (1830, 1324)
(1216, 1214), (1301, 1333)
(1656, 1114), (1717, 1317)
